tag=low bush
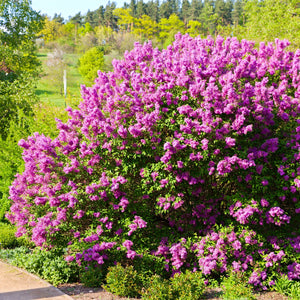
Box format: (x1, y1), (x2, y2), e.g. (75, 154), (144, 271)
(141, 275), (171, 300)
(104, 264), (143, 298)
(0, 223), (17, 248)
(221, 271), (256, 300)
(142, 270), (205, 300)
(80, 264), (107, 287)
(0, 246), (30, 261)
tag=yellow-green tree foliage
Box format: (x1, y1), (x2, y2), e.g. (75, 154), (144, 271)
(38, 17), (64, 42)
(78, 47), (104, 82)
(239, 0), (300, 48)
(186, 20), (202, 37)
(114, 8), (135, 31)
(133, 15), (158, 39)
(159, 14), (185, 47)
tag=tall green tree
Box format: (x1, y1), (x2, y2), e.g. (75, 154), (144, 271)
(129, 0), (137, 17)
(53, 13), (64, 24)
(136, 0), (146, 18)
(160, 0), (177, 19)
(0, 0), (43, 136)
(104, 2), (118, 29)
(199, 0), (217, 35)
(189, 0), (202, 21)
(96, 6), (105, 26)
(215, 0), (232, 25)
(159, 13), (185, 46)
(242, 0), (300, 48)
(181, 0), (191, 23)
(85, 10), (98, 27)
(146, 0), (160, 22)
(232, 0), (244, 27)
(70, 12), (83, 26)
(0, 0), (44, 221)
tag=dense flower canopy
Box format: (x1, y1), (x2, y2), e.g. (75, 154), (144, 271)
(7, 34), (300, 289)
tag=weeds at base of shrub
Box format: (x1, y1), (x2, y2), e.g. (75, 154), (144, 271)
(221, 271), (256, 300)
(273, 276), (300, 300)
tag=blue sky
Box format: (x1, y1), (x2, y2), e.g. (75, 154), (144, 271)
(31, 0), (126, 20)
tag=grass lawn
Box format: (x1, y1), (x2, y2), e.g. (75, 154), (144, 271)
(35, 51), (91, 107)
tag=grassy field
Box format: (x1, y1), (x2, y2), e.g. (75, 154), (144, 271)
(35, 51), (90, 107)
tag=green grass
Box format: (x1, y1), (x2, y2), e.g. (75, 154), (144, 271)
(36, 51), (91, 107)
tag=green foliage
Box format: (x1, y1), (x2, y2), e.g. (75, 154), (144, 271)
(0, 223), (18, 249)
(142, 275), (171, 300)
(0, 246), (30, 261)
(40, 256), (78, 286)
(170, 270), (205, 300)
(142, 270), (205, 300)
(0, 0), (43, 143)
(80, 265), (107, 287)
(240, 0), (300, 48)
(104, 264), (143, 298)
(273, 275), (300, 300)
(78, 46), (105, 82)
(159, 14), (185, 47)
(0, 103), (69, 222)
(132, 253), (169, 280)
(0, 247), (79, 286)
(221, 271), (256, 300)
(0, 0), (43, 49)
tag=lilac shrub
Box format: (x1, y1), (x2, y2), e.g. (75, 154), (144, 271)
(7, 34), (300, 288)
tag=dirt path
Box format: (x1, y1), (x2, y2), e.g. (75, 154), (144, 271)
(0, 261), (72, 300)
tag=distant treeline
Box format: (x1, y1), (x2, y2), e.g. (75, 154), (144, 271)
(52, 0), (244, 35)
(40, 0), (300, 51)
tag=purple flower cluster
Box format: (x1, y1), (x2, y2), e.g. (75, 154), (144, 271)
(7, 34), (300, 287)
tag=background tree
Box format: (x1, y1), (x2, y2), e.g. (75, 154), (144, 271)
(133, 14), (158, 39)
(0, 0), (43, 137)
(215, 0), (232, 26)
(104, 2), (118, 29)
(189, 0), (203, 21)
(85, 10), (98, 27)
(159, 14), (185, 47)
(0, 0), (43, 220)
(186, 19), (202, 37)
(160, 0), (175, 19)
(199, 0), (217, 35)
(129, 0), (137, 17)
(231, 0), (244, 27)
(96, 6), (105, 26)
(181, 0), (191, 23)
(38, 17), (63, 43)
(78, 46), (105, 82)
(146, 0), (160, 22)
(241, 0), (300, 48)
(52, 13), (64, 24)
(136, 0), (146, 18)
(114, 8), (135, 32)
